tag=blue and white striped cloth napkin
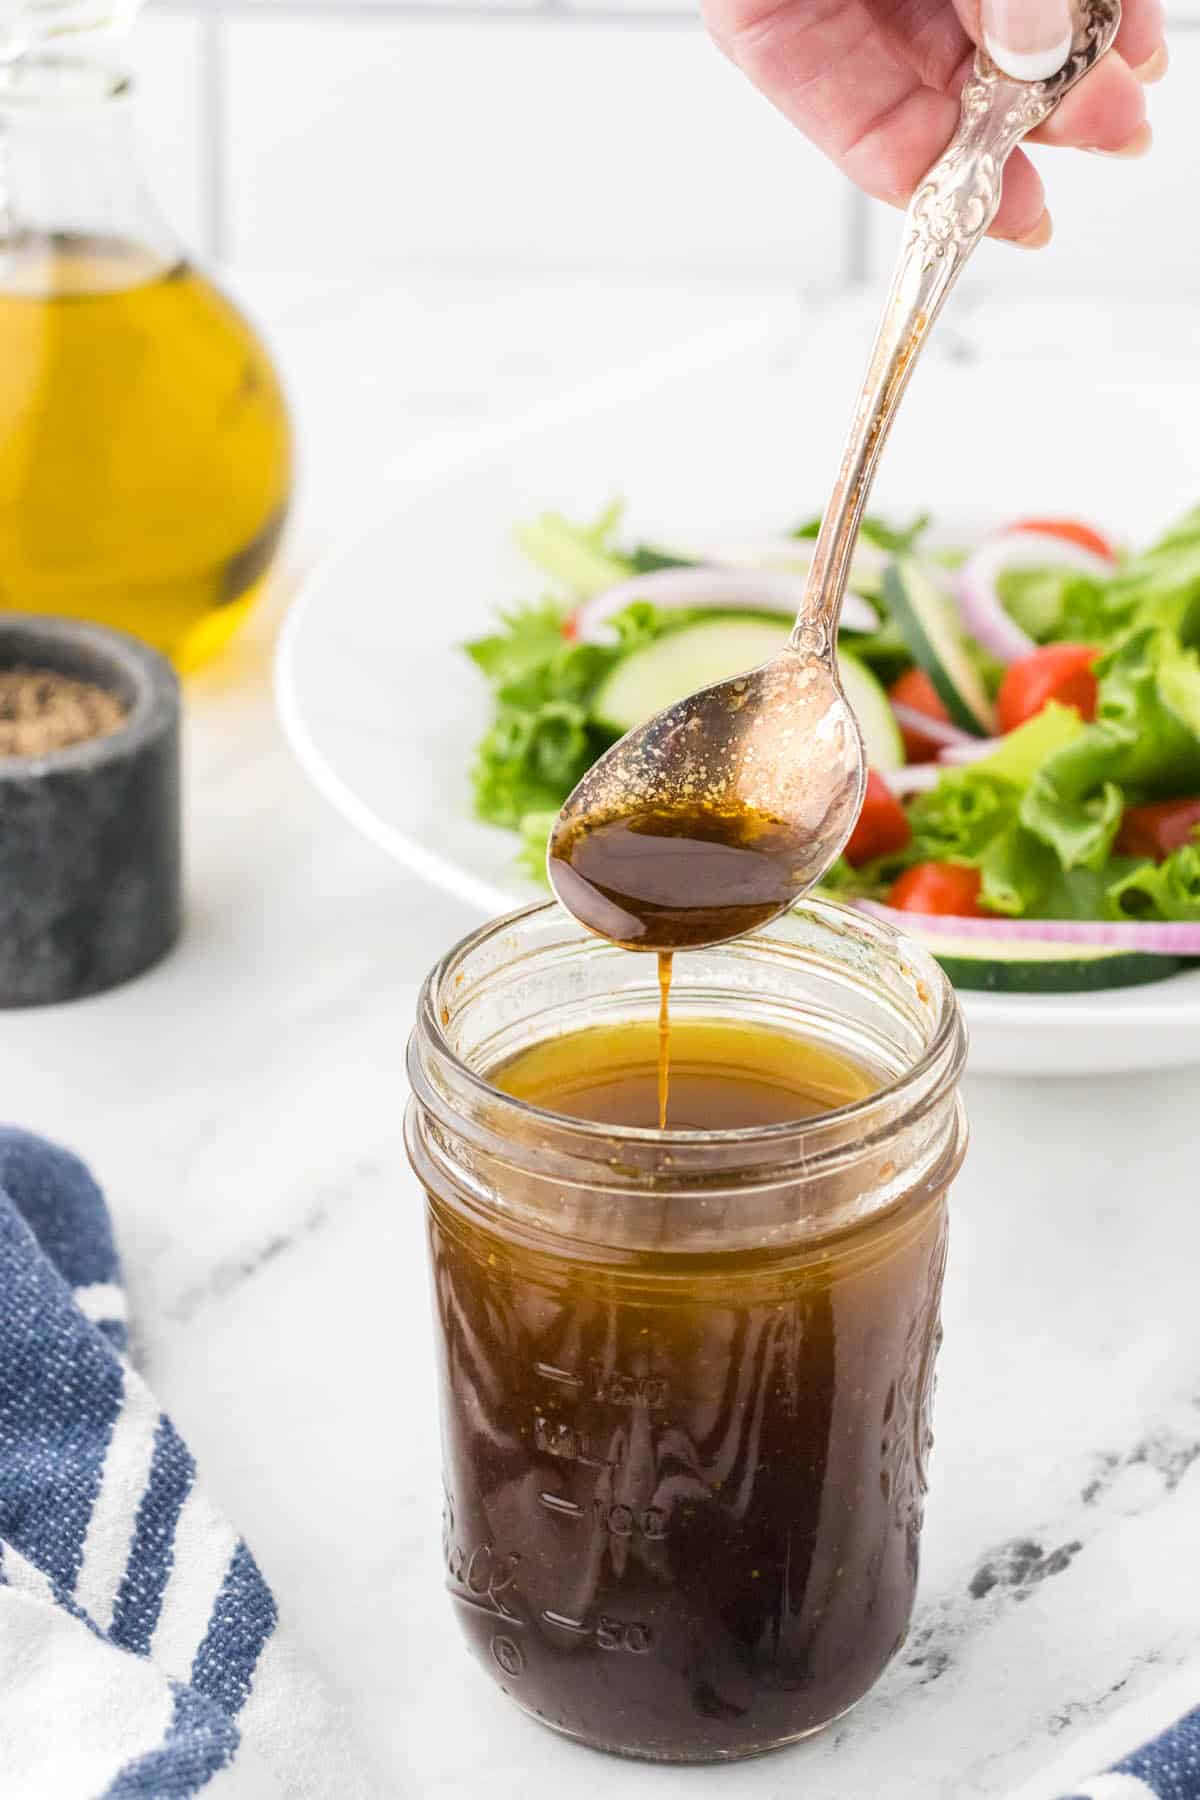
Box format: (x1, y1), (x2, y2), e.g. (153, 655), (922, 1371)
(4, 1127), (1194, 1799)
(1052, 1706), (1200, 1800)
(0, 1128), (375, 1799)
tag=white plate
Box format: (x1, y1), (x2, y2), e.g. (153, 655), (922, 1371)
(277, 311), (1200, 1076)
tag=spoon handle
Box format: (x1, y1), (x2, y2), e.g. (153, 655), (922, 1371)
(795, 0), (1121, 650)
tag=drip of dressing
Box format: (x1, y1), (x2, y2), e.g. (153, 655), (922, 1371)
(656, 951), (673, 1130)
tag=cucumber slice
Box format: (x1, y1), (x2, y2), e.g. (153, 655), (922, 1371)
(926, 936), (1182, 994)
(838, 651), (904, 773)
(884, 557), (996, 735)
(593, 617), (784, 734)
(592, 619), (904, 772)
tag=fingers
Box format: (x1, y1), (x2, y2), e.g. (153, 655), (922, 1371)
(841, 94), (1047, 249)
(1027, 47), (1147, 151)
(979, 0), (1074, 81)
(707, 0), (952, 178)
(947, 0), (1163, 234)
(987, 145), (1049, 244)
(709, 0), (1162, 261)
(952, 0), (1166, 77)
(1114, 0), (1167, 76)
(985, 25), (1161, 246)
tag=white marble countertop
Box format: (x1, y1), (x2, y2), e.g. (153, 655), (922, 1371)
(2, 273), (1199, 1800)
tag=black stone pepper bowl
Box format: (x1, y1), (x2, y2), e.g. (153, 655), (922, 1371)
(0, 615), (181, 1007)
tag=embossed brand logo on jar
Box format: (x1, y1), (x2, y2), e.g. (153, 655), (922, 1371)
(442, 1491), (523, 1622)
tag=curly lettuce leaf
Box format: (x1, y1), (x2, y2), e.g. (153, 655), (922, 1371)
(1093, 625), (1200, 789)
(472, 701), (611, 829)
(465, 600), (566, 687)
(465, 597), (722, 833)
(1102, 505), (1200, 643)
(830, 771), (1023, 901)
(993, 505), (1200, 648)
(906, 772), (1019, 863)
(885, 714), (1081, 892)
(1107, 841), (1200, 921)
(466, 599), (620, 828)
(1018, 628), (1200, 870)
(1019, 732), (1127, 871)
(972, 702), (1085, 786)
(514, 500), (632, 598)
(977, 826), (1054, 917)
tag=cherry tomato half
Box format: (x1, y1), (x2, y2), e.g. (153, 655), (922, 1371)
(996, 643), (1100, 735)
(1009, 518), (1116, 561)
(888, 862), (985, 917)
(1115, 796), (1200, 863)
(844, 770), (911, 867)
(888, 668), (951, 763)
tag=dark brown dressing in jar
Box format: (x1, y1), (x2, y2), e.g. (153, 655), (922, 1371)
(428, 1017), (950, 1760)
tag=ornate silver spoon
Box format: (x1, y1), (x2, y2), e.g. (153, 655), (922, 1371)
(548, 0), (1121, 953)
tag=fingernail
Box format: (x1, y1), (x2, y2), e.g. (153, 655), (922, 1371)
(1087, 122), (1154, 158)
(1133, 43), (1169, 84)
(1010, 210), (1053, 250)
(983, 0), (1073, 81)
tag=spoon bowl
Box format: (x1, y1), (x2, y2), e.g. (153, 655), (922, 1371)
(547, 640), (865, 951)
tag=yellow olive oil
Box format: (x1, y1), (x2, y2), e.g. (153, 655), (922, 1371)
(492, 1014), (876, 1130)
(0, 233), (292, 670)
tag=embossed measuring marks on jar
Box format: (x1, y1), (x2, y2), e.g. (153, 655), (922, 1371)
(531, 1357), (671, 1652)
(535, 1359), (671, 1597)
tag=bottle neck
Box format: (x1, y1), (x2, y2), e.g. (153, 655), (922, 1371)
(0, 54), (178, 293)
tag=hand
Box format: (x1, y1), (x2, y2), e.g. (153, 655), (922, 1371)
(704, 0), (1167, 246)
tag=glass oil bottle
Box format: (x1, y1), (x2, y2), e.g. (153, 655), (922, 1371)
(0, 54), (293, 669)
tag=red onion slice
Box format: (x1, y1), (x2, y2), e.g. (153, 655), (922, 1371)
(956, 532), (1113, 665)
(856, 899), (1200, 956)
(938, 737), (1004, 766)
(569, 567), (877, 644)
(884, 764), (943, 796)
(891, 702), (975, 750)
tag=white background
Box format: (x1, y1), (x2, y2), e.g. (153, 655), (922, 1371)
(126, 0), (1200, 297)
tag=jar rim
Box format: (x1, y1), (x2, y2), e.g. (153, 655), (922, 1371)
(413, 895), (965, 1157)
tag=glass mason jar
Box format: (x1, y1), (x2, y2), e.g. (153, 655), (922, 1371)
(0, 54), (292, 670)
(407, 898), (968, 1763)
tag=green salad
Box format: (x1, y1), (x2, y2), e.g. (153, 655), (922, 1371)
(465, 502), (1200, 993)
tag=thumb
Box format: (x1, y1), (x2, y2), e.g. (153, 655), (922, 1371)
(952, 0), (1075, 80)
